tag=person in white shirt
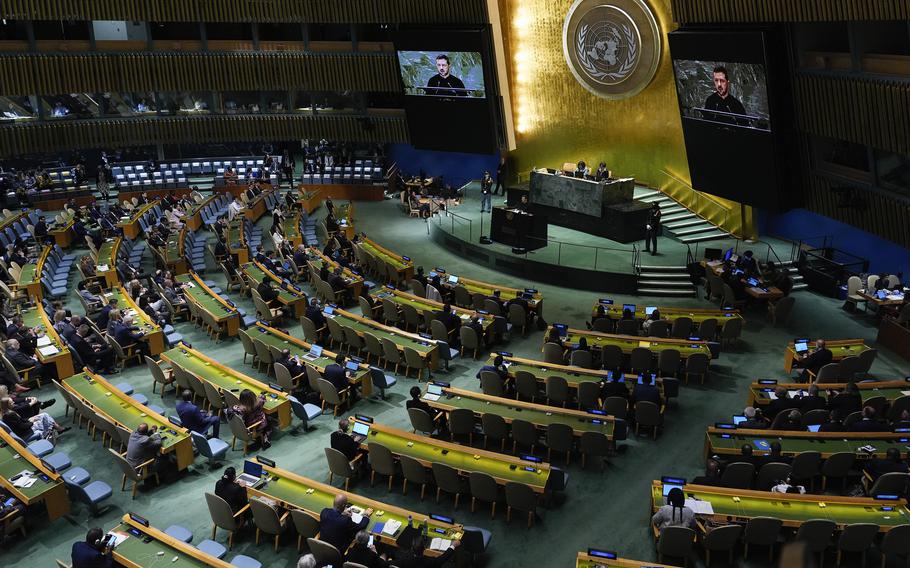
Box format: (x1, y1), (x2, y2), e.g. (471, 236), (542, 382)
(651, 487), (695, 534)
(227, 198), (244, 221)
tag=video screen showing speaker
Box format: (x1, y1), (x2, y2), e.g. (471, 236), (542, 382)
(394, 29), (497, 154)
(397, 51), (486, 98)
(669, 30), (788, 211)
(673, 60), (770, 131)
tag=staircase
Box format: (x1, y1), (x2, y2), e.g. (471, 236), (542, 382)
(779, 260), (808, 292)
(635, 187), (731, 244)
(637, 265), (697, 297)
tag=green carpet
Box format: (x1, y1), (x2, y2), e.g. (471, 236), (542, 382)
(6, 193), (908, 568)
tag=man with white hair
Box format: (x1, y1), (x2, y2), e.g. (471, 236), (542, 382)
(319, 494), (373, 554)
(296, 554), (316, 568)
(738, 406), (767, 429)
(5, 338), (47, 383)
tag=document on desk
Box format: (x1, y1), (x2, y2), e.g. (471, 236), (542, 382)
(430, 537), (452, 551)
(382, 519), (402, 535)
(685, 499), (715, 515)
(38, 345), (60, 356)
(423, 394), (440, 402)
(36, 335), (52, 347)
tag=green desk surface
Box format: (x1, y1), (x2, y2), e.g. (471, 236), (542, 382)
(0, 438), (58, 501)
(372, 291), (489, 329)
(17, 262), (38, 286)
(165, 232), (181, 262)
(498, 358), (660, 395)
(430, 390), (613, 437)
(282, 215), (300, 239)
(559, 329), (710, 357)
(97, 238), (119, 264)
(361, 240), (410, 270)
(591, 302), (743, 325)
(311, 253), (362, 286)
(20, 308), (67, 355)
(250, 324), (370, 384)
(750, 385), (908, 405)
(63, 373), (186, 451)
(361, 425), (549, 489)
(227, 219), (243, 249)
(110, 523), (211, 568)
(185, 195), (215, 218)
(706, 431), (905, 458)
(162, 346), (284, 413)
(241, 263), (304, 303)
(254, 470), (460, 540)
(329, 311), (435, 356)
(651, 482), (910, 528)
(176, 274), (238, 319)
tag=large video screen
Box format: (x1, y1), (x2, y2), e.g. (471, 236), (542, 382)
(669, 30), (789, 211)
(673, 60), (770, 131)
(397, 51), (486, 98)
(394, 29), (497, 154)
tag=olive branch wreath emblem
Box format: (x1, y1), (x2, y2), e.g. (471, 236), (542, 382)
(576, 22), (637, 82)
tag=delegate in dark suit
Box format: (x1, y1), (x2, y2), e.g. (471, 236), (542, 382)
(324, 363), (348, 392)
(258, 281), (281, 308)
(319, 506), (368, 553)
(345, 542), (389, 568)
(632, 382), (661, 406)
(331, 429), (360, 461)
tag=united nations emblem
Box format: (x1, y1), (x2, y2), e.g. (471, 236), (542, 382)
(563, 0), (662, 100)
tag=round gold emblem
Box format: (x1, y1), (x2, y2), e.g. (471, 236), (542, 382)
(563, 0), (661, 100)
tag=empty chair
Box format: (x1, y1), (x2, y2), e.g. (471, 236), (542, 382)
(617, 319), (640, 336)
(290, 509), (319, 553)
(569, 349), (593, 369)
(515, 371), (540, 402)
(629, 347), (652, 373)
(867, 472), (909, 497)
(307, 538), (342, 568)
(880, 524), (910, 568)
(634, 401), (662, 439)
(657, 526), (696, 566)
(795, 519), (837, 567)
(685, 353), (710, 385)
(448, 408), (475, 445)
(769, 296), (795, 326)
(579, 431), (610, 471)
(702, 523), (743, 566)
(469, 471), (500, 518)
(249, 497), (289, 551)
(743, 516), (783, 562)
(670, 317), (693, 339)
(505, 481), (537, 528)
(720, 317), (742, 348)
(325, 447), (358, 491)
(600, 344), (623, 371)
(511, 419), (537, 455)
(836, 523), (879, 568)
(720, 462), (755, 489)
(545, 375), (569, 407)
(366, 442), (396, 491)
(191, 431), (230, 468)
(480, 371), (506, 397)
(432, 462), (464, 509)
(603, 396), (628, 420)
(481, 413), (509, 452)
(790, 451), (822, 491)
(657, 349), (680, 377)
(755, 462), (792, 491)
(577, 381), (601, 411)
(697, 318), (718, 341)
(542, 342), (564, 364)
(400, 455), (431, 500)
(205, 492), (249, 549)
(822, 452), (856, 491)
(459, 326), (480, 359)
(546, 422), (573, 464)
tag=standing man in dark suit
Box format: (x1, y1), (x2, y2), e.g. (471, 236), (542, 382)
(493, 156), (507, 196)
(480, 172), (492, 213)
(319, 494), (372, 553)
(645, 202), (661, 256)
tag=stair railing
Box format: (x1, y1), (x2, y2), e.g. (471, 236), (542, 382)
(632, 243), (642, 275)
(656, 169), (754, 239)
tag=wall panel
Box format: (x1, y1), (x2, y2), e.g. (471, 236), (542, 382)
(794, 73), (910, 156)
(671, 0), (910, 24)
(0, 52), (401, 95)
(0, 113), (408, 155)
(0, 0), (487, 24)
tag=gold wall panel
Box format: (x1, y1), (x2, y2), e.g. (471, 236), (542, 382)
(503, 0), (690, 189)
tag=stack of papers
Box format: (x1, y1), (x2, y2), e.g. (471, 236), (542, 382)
(429, 537), (453, 551)
(382, 519), (402, 535)
(685, 499), (715, 515)
(38, 345), (60, 356)
(423, 394), (440, 402)
(97, 265), (109, 271)
(11, 471), (36, 488)
(36, 335), (52, 347)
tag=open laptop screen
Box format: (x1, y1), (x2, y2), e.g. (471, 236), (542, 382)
(352, 422), (370, 437)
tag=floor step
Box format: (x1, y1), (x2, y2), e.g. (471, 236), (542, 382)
(634, 188), (661, 199)
(659, 203), (685, 213)
(638, 194), (670, 204)
(792, 283), (808, 291)
(671, 224), (721, 237)
(639, 264), (688, 272)
(638, 287), (697, 296)
(639, 274), (693, 283)
(661, 211), (696, 223)
(638, 279), (694, 287)
(680, 231), (730, 243)
(664, 218), (707, 230)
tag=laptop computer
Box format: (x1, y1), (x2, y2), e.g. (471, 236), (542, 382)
(351, 421), (370, 443)
(447, 275), (458, 285)
(746, 277), (760, 287)
(302, 344), (323, 361)
(794, 339), (810, 354)
(644, 306), (657, 316)
(723, 248), (734, 262)
(661, 476), (685, 498)
(236, 460), (263, 487)
(808, 424), (821, 432)
(732, 415), (746, 425)
(345, 360), (359, 373)
(623, 303), (636, 313)
(424, 383), (443, 402)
